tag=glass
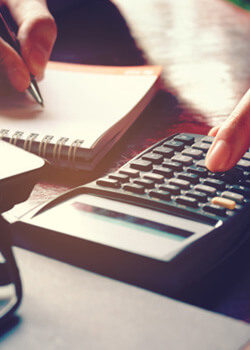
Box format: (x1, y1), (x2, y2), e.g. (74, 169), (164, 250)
(0, 216), (22, 326)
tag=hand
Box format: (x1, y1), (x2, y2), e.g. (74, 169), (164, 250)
(0, 0), (57, 92)
(205, 88), (250, 172)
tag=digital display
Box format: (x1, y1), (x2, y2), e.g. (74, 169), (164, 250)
(73, 202), (193, 239)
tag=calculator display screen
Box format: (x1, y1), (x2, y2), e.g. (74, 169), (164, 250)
(73, 201), (192, 240)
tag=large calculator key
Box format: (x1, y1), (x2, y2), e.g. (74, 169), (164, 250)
(162, 160), (183, 172)
(171, 155), (193, 166)
(182, 148), (203, 160)
(153, 146), (174, 158)
(173, 134), (194, 145)
(119, 168), (140, 178)
(194, 184), (217, 196)
(149, 189), (171, 201)
(186, 190), (207, 203)
(192, 142), (210, 152)
(203, 204), (227, 217)
(142, 152), (163, 164)
(133, 178), (155, 189)
(229, 185), (250, 198)
(176, 195), (198, 208)
(130, 159), (153, 171)
(96, 178), (121, 188)
(236, 159), (250, 171)
(177, 172), (199, 184)
(203, 178), (225, 191)
(109, 173), (130, 183)
(143, 172), (164, 183)
(211, 197), (236, 210)
(221, 191), (244, 204)
(159, 184), (181, 195)
(168, 178), (190, 190)
(153, 167), (174, 178)
(163, 140), (184, 151)
(187, 166), (208, 177)
(201, 136), (214, 144)
(123, 183), (145, 194)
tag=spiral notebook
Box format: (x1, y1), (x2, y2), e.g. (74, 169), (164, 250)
(0, 62), (161, 171)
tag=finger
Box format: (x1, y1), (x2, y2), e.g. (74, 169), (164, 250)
(205, 89), (250, 172)
(208, 125), (220, 137)
(4, 0), (57, 78)
(0, 36), (30, 91)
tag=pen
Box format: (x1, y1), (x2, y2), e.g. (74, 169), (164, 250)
(0, 9), (44, 107)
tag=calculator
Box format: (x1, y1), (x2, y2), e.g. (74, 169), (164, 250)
(11, 133), (250, 297)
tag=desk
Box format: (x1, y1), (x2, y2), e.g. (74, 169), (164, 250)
(5, 0), (250, 334)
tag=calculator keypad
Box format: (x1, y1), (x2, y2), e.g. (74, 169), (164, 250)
(95, 133), (250, 223)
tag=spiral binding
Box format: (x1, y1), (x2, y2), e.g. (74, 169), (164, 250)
(0, 129), (84, 168)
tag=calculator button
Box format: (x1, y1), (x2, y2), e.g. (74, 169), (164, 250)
(221, 191), (244, 204)
(153, 166), (174, 178)
(243, 152), (250, 161)
(162, 160), (183, 172)
(96, 178), (121, 188)
(182, 148), (203, 160)
(133, 178), (155, 189)
(236, 159), (250, 171)
(194, 184), (217, 196)
(211, 197), (236, 210)
(203, 178), (225, 191)
(173, 134), (194, 145)
(229, 185), (250, 198)
(123, 183), (145, 194)
(130, 159), (153, 171)
(163, 140), (184, 151)
(195, 160), (207, 168)
(187, 166), (208, 177)
(176, 195), (198, 208)
(119, 168), (140, 178)
(142, 152), (163, 164)
(153, 146), (174, 158)
(149, 189), (171, 201)
(109, 173), (130, 183)
(203, 204), (227, 217)
(201, 136), (214, 143)
(192, 142), (210, 152)
(143, 172), (164, 183)
(171, 155), (193, 166)
(186, 190), (207, 203)
(159, 184), (181, 195)
(177, 172), (199, 184)
(168, 178), (190, 190)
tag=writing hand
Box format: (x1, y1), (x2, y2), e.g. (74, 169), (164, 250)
(0, 0), (57, 92)
(205, 88), (250, 172)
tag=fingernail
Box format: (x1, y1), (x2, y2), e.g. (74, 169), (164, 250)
(205, 140), (230, 171)
(30, 44), (48, 74)
(8, 67), (30, 92)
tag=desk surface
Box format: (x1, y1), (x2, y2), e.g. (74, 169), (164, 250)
(1, 247), (249, 350)
(5, 0), (250, 330)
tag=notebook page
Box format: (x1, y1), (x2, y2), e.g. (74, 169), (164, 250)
(0, 63), (160, 150)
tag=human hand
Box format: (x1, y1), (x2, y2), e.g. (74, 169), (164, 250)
(0, 0), (57, 92)
(205, 88), (250, 172)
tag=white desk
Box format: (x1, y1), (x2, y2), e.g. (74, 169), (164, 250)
(1, 247), (249, 350)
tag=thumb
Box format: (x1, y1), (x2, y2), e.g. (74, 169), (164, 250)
(205, 89), (250, 172)
(4, 0), (57, 78)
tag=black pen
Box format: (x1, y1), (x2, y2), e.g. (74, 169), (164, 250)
(0, 9), (44, 107)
